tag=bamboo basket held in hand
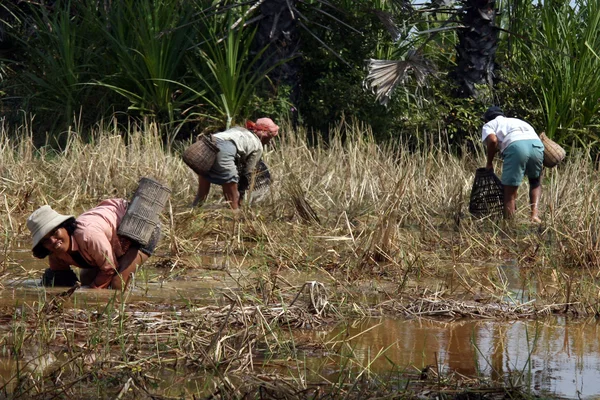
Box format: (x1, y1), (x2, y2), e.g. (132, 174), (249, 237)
(539, 132), (566, 168)
(469, 168), (504, 219)
(183, 135), (220, 175)
(237, 160), (272, 204)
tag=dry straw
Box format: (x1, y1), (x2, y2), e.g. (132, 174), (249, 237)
(3, 117), (600, 327)
(5, 116), (600, 400)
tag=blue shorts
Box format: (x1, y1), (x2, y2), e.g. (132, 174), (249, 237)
(201, 139), (239, 185)
(501, 139), (544, 186)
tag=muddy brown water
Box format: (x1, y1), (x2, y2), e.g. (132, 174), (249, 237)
(1, 250), (600, 398)
(293, 317), (600, 399)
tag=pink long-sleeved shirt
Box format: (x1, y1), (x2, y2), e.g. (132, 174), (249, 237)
(48, 198), (127, 288)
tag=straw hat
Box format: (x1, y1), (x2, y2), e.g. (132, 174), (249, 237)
(27, 205), (74, 250)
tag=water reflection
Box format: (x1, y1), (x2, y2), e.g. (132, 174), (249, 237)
(0, 250), (336, 309)
(497, 262), (537, 303)
(302, 317), (600, 399)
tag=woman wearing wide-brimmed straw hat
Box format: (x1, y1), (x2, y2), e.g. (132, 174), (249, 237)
(27, 199), (159, 289)
(191, 117), (279, 210)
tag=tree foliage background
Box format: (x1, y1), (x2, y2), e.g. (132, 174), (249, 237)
(0, 0), (599, 150)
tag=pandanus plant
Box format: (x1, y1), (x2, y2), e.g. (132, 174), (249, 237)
(182, 0), (360, 128)
(507, 0), (600, 143)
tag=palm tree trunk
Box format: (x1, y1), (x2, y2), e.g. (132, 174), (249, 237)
(253, 0), (301, 109)
(452, 0), (499, 98)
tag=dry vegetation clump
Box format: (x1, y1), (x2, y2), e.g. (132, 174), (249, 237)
(376, 292), (558, 319)
(0, 282), (332, 398)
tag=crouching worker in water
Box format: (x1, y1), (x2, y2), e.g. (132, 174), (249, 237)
(192, 117), (279, 210)
(481, 106), (544, 222)
(27, 198), (159, 289)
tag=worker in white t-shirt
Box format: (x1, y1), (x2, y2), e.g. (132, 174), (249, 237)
(481, 106), (544, 222)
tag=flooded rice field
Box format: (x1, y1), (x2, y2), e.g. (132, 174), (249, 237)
(297, 317), (600, 399)
(1, 248), (600, 399)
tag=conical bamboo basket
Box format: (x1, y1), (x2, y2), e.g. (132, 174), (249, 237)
(118, 177), (171, 246)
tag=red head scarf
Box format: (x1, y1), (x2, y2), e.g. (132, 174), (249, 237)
(246, 118), (279, 137)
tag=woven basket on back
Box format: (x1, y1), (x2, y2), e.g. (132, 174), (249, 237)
(238, 160), (272, 203)
(468, 168), (504, 219)
(539, 132), (566, 168)
(183, 135), (220, 175)
(118, 177), (171, 246)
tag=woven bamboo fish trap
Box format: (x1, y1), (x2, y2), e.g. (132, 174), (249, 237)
(539, 132), (566, 168)
(468, 168), (504, 219)
(238, 160), (272, 203)
(249, 160), (272, 203)
(182, 135), (220, 175)
(118, 177), (171, 246)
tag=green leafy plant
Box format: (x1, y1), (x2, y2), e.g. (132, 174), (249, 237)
(507, 0), (600, 145)
(95, 0), (195, 123)
(186, 13), (284, 129)
(4, 1), (103, 135)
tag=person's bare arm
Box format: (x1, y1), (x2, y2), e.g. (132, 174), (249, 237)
(485, 134), (499, 170)
(48, 255), (73, 271)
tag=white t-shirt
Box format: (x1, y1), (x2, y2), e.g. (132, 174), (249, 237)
(481, 116), (539, 153)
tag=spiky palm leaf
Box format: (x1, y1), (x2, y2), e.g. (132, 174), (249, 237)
(373, 10), (402, 42)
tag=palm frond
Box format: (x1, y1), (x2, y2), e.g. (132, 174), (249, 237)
(389, 0), (416, 15)
(363, 51), (436, 106)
